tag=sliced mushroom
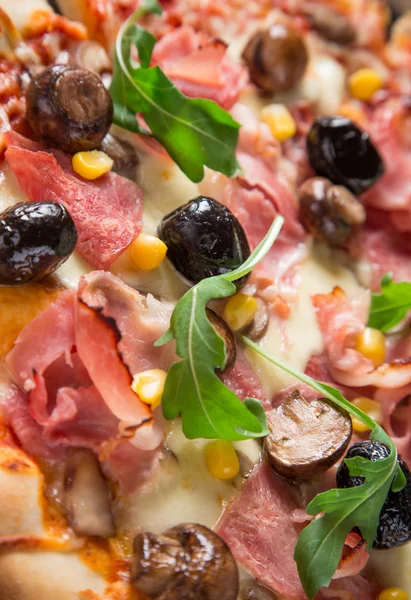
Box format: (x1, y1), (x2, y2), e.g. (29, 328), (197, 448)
(207, 308), (237, 373)
(64, 449), (115, 538)
(305, 6), (356, 46)
(241, 297), (269, 342)
(100, 133), (139, 180)
(264, 391), (352, 479)
(132, 523), (239, 600)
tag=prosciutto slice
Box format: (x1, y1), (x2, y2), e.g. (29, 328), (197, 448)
(152, 26), (247, 109)
(313, 287), (411, 389)
(216, 463), (307, 600)
(5, 132), (143, 269)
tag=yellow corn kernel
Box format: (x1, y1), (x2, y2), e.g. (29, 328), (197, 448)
(72, 150), (113, 180)
(351, 396), (382, 433)
(129, 233), (167, 271)
(355, 327), (386, 367)
(379, 588), (409, 600)
(131, 369), (167, 410)
(205, 440), (240, 480)
(348, 68), (383, 102)
(261, 104), (296, 142)
(223, 293), (258, 331)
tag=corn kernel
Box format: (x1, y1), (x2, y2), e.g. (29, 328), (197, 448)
(355, 327), (386, 367)
(129, 233), (167, 271)
(378, 588), (409, 600)
(261, 104), (296, 142)
(72, 150), (113, 180)
(348, 68), (383, 102)
(223, 293), (258, 331)
(132, 369), (167, 410)
(351, 396), (382, 433)
(205, 440), (240, 480)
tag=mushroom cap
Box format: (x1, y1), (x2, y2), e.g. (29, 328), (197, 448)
(264, 390), (352, 479)
(206, 309), (237, 373)
(132, 523), (239, 600)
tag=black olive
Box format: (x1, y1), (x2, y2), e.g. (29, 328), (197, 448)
(307, 117), (385, 195)
(100, 133), (139, 180)
(242, 25), (308, 94)
(337, 440), (411, 550)
(298, 176), (366, 245)
(26, 65), (113, 154)
(0, 201), (77, 285)
(158, 197), (251, 288)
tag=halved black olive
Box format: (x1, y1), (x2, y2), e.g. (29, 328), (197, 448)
(242, 25), (308, 94)
(0, 201), (77, 285)
(306, 117), (385, 195)
(26, 65), (113, 154)
(158, 197), (251, 287)
(337, 440), (411, 549)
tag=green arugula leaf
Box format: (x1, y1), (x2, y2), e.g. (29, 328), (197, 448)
(368, 273), (411, 332)
(240, 334), (405, 599)
(155, 216), (284, 440)
(109, 0), (240, 183)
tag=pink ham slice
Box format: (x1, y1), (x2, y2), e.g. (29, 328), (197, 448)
(313, 287), (411, 389)
(216, 463), (307, 600)
(5, 132), (143, 269)
(152, 26), (247, 109)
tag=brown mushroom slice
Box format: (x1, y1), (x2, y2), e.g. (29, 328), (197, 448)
(64, 449), (115, 538)
(264, 391), (352, 479)
(241, 297), (269, 342)
(100, 133), (139, 180)
(132, 523), (239, 600)
(207, 308), (237, 373)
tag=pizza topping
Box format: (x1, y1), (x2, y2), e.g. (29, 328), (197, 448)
(5, 133), (143, 270)
(26, 65), (113, 154)
(128, 233), (168, 271)
(132, 523), (239, 600)
(298, 176), (366, 245)
(0, 201), (77, 285)
(64, 448), (115, 538)
(242, 25), (308, 94)
(131, 369), (167, 410)
(100, 133), (139, 180)
(348, 68), (384, 103)
(355, 326), (386, 367)
(206, 309), (237, 374)
(240, 297), (269, 342)
(223, 293), (258, 332)
(204, 440), (240, 480)
(337, 441), (411, 550)
(307, 116), (385, 195)
(305, 5), (356, 46)
(72, 150), (114, 180)
(264, 390), (352, 480)
(158, 196), (251, 288)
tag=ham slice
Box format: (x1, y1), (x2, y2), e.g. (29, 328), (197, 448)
(216, 462), (307, 600)
(152, 26), (247, 109)
(5, 132), (143, 269)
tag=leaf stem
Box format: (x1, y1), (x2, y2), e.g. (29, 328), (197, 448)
(239, 334), (376, 430)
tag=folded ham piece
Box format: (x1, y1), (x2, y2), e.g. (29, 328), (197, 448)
(5, 132), (143, 269)
(152, 26), (247, 109)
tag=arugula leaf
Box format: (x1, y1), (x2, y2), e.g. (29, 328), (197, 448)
(240, 335), (405, 599)
(368, 273), (411, 332)
(110, 0), (240, 183)
(155, 216), (284, 440)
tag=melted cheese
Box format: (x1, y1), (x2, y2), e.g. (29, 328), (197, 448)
(369, 546), (411, 594)
(116, 421), (261, 535)
(247, 244), (364, 397)
(0, 0), (51, 30)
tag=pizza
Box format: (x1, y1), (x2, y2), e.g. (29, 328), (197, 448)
(0, 0), (410, 599)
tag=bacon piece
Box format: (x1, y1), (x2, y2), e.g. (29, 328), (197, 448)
(152, 26), (247, 109)
(5, 134), (143, 269)
(102, 440), (161, 495)
(312, 287), (372, 374)
(374, 385), (411, 466)
(333, 532), (369, 580)
(216, 463), (306, 600)
(349, 209), (411, 291)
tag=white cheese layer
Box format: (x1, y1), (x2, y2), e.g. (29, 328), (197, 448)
(0, 0), (51, 30)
